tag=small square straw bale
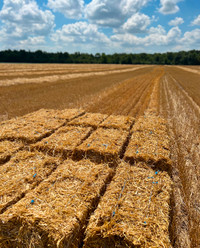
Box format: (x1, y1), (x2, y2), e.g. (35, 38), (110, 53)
(125, 115), (171, 172)
(0, 150), (61, 214)
(0, 117), (64, 143)
(68, 112), (108, 128)
(0, 159), (113, 248)
(0, 140), (23, 164)
(0, 109), (84, 143)
(83, 162), (173, 248)
(131, 113), (168, 134)
(74, 128), (128, 165)
(32, 126), (93, 158)
(22, 108), (84, 122)
(55, 108), (85, 120)
(100, 114), (135, 130)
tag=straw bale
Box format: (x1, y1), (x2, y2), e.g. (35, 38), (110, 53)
(0, 150), (61, 214)
(74, 128), (128, 165)
(68, 112), (108, 127)
(0, 159), (113, 248)
(83, 162), (173, 248)
(23, 108), (84, 122)
(32, 126), (93, 158)
(0, 140), (23, 164)
(100, 114), (135, 130)
(0, 109), (84, 143)
(131, 113), (167, 134)
(125, 115), (171, 172)
(0, 117), (64, 143)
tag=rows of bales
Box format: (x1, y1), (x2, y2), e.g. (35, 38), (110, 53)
(0, 109), (172, 247)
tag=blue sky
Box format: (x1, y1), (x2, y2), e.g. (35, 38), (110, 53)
(0, 0), (199, 54)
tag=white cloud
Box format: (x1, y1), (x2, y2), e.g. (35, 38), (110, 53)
(111, 26), (181, 47)
(191, 15), (200, 26)
(149, 25), (166, 34)
(85, 0), (151, 27)
(169, 17), (184, 26)
(51, 22), (111, 52)
(19, 36), (46, 46)
(159, 0), (182, 15)
(180, 29), (200, 45)
(47, 0), (84, 19)
(0, 0), (55, 47)
(122, 13), (151, 33)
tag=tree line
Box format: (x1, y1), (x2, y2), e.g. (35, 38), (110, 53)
(0, 49), (200, 65)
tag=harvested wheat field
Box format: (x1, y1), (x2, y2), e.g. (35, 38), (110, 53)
(0, 64), (200, 248)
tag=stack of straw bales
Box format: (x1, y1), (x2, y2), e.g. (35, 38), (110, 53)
(75, 128), (128, 165)
(124, 114), (171, 172)
(32, 126), (93, 158)
(68, 112), (108, 128)
(0, 151), (61, 214)
(0, 159), (113, 248)
(0, 109), (84, 143)
(100, 114), (135, 130)
(0, 140), (23, 164)
(83, 162), (173, 248)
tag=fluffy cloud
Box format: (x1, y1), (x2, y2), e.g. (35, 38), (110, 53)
(0, 0), (54, 47)
(111, 26), (181, 46)
(51, 22), (110, 52)
(122, 13), (151, 33)
(191, 15), (200, 26)
(169, 17), (184, 26)
(159, 0), (182, 15)
(149, 25), (166, 35)
(85, 0), (150, 27)
(180, 29), (200, 45)
(47, 0), (84, 19)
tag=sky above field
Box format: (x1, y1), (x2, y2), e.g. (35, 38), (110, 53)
(0, 0), (199, 54)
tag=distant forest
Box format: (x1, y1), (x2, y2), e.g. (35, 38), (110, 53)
(0, 49), (200, 65)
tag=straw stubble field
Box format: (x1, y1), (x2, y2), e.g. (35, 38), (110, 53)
(0, 64), (200, 248)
